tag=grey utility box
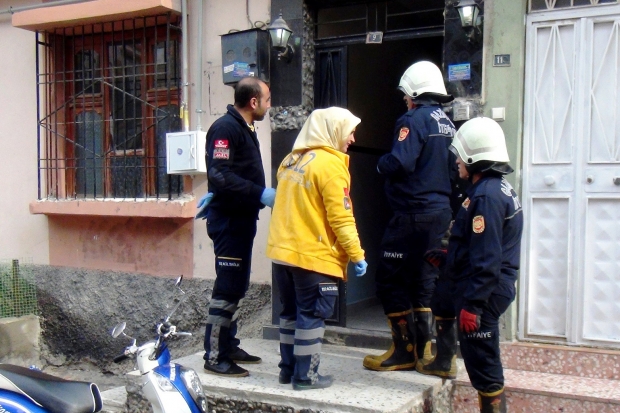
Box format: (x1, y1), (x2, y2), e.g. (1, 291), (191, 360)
(221, 28), (270, 85)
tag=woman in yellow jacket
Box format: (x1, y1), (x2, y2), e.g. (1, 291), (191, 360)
(267, 107), (367, 390)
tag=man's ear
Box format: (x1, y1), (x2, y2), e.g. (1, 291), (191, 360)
(250, 96), (258, 110)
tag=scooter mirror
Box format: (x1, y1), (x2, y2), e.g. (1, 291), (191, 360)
(174, 275), (183, 287)
(111, 322), (127, 338)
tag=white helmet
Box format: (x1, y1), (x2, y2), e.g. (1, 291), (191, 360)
(398, 61), (452, 102)
(451, 117), (510, 165)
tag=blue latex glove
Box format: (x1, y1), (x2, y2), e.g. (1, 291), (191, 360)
(354, 260), (368, 277)
(260, 188), (276, 208)
(195, 192), (213, 220)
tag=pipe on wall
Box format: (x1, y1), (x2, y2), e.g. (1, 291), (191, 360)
(181, 0), (189, 131)
(195, 0), (204, 131)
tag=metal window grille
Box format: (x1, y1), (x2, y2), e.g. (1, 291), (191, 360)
(530, 0), (618, 12)
(315, 0), (445, 40)
(35, 13), (183, 200)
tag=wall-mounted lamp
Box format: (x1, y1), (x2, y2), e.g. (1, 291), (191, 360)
(268, 12), (295, 63)
(455, 0), (482, 43)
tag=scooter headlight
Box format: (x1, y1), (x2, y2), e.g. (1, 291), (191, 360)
(155, 374), (176, 392)
(181, 368), (208, 412)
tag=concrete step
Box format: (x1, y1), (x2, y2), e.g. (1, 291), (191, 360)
(453, 366), (620, 412)
(453, 342), (620, 412)
(102, 338), (454, 413)
(500, 341), (620, 380)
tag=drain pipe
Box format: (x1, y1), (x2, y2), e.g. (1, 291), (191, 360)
(1, 0), (96, 15)
(181, 0), (190, 131)
(195, 0), (204, 131)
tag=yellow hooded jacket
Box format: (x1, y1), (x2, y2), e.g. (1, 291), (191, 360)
(267, 107), (365, 280)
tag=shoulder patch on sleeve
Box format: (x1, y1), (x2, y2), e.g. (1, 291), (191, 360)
(214, 139), (229, 149)
(473, 215), (485, 233)
(398, 127), (410, 141)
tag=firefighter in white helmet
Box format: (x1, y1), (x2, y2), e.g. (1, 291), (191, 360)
(422, 117), (523, 413)
(363, 61), (456, 372)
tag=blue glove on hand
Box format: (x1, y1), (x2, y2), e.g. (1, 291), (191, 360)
(354, 260), (368, 277)
(195, 192), (213, 220)
(260, 188), (276, 208)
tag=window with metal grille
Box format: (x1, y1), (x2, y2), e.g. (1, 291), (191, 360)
(530, 0), (618, 12)
(314, 0), (445, 40)
(36, 13), (183, 200)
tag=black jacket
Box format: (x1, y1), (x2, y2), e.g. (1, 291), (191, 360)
(206, 104), (266, 218)
(377, 104), (456, 213)
(447, 175), (523, 312)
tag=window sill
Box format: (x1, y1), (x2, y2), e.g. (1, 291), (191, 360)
(30, 197), (196, 219)
(12, 0), (181, 32)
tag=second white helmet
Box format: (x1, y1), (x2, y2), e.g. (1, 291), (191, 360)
(451, 117), (510, 165)
(398, 61), (453, 102)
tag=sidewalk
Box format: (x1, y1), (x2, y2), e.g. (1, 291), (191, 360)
(101, 338), (454, 413)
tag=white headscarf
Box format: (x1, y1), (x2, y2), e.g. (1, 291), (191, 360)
(284, 107), (361, 167)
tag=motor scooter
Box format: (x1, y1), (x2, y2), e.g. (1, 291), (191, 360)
(110, 275), (208, 413)
(0, 363), (102, 413)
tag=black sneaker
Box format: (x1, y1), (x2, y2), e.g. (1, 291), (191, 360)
(203, 359), (249, 377)
(229, 348), (262, 364)
(292, 374), (333, 390)
(279, 371), (292, 384)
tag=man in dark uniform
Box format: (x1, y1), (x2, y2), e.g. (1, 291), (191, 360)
(201, 77), (275, 377)
(420, 117), (523, 413)
(363, 61), (456, 371)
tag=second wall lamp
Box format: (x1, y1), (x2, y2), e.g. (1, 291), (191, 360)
(455, 0), (482, 43)
(268, 12), (295, 62)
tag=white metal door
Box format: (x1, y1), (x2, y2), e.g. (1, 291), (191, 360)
(522, 8), (620, 347)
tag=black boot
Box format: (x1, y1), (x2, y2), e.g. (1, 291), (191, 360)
(363, 310), (417, 371)
(413, 308), (434, 369)
(416, 317), (457, 379)
(479, 388), (507, 413)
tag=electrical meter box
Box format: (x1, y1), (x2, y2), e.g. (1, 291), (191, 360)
(166, 131), (207, 174)
(221, 28), (270, 85)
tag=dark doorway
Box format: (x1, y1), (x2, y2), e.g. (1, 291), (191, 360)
(315, 35), (444, 331)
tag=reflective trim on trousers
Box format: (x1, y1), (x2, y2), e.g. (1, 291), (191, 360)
(206, 314), (232, 328)
(209, 299), (238, 313)
(295, 327), (325, 340)
(280, 334), (295, 344)
(280, 317), (296, 345)
(294, 342), (322, 356)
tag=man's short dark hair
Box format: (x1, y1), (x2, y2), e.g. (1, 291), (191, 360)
(234, 77), (264, 108)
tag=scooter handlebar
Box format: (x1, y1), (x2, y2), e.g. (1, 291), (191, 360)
(113, 353), (130, 363)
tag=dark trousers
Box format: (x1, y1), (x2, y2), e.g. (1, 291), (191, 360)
(203, 215), (257, 363)
(375, 209), (451, 313)
(274, 264), (338, 382)
(432, 276), (515, 393)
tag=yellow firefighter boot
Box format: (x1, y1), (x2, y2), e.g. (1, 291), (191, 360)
(363, 310), (417, 371)
(416, 317), (458, 379)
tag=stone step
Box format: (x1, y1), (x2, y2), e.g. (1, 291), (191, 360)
(500, 341), (620, 380)
(103, 338), (454, 413)
(453, 364), (620, 412)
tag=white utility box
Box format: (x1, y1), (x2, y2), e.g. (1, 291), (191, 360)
(166, 131), (207, 174)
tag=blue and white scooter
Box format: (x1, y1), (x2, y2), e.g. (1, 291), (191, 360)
(0, 363), (102, 413)
(111, 276), (208, 413)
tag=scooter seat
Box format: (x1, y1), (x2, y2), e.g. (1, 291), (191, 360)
(0, 364), (102, 413)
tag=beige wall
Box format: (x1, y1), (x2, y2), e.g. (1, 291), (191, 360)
(0, 0), (50, 265)
(190, 0), (273, 283)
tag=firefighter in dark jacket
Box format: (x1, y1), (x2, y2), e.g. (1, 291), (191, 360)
(198, 77), (275, 377)
(420, 117), (523, 413)
(363, 61), (456, 372)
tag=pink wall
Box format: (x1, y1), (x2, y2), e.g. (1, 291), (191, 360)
(48, 215), (193, 277)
